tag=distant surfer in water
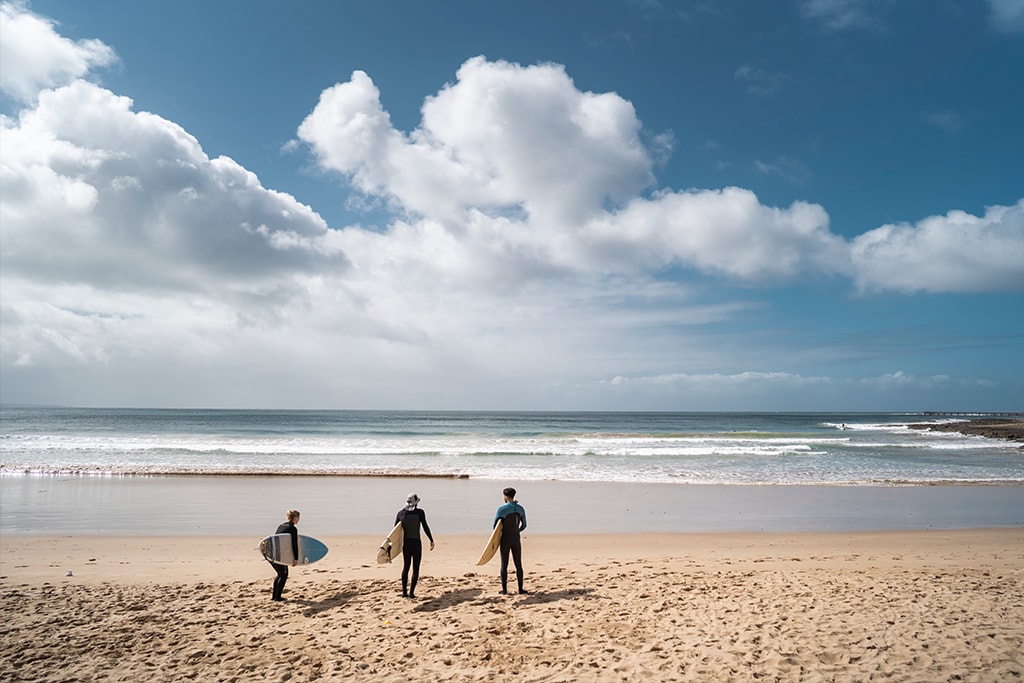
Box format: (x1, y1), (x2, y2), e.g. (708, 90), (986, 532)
(396, 493), (434, 598)
(494, 487), (528, 594)
(271, 509), (300, 602)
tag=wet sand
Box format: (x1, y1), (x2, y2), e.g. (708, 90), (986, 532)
(4, 476), (1023, 536)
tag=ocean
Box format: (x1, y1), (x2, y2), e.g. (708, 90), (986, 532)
(2, 408), (1022, 535)
(1, 408), (1021, 485)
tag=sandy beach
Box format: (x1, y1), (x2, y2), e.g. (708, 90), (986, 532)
(2, 529), (1022, 682)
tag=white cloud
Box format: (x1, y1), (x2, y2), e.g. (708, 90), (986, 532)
(584, 369), (987, 412)
(803, 0), (1024, 34)
(605, 371), (834, 388)
(1, 80), (336, 291)
(734, 65), (791, 95)
(857, 371), (952, 389)
(801, 0), (876, 30)
(594, 187), (848, 280)
(0, 1), (117, 102)
(299, 57), (657, 227)
(0, 2), (1021, 410)
(921, 110), (965, 132)
(851, 201), (1024, 293)
(0, 72), (350, 385)
(988, 0), (1024, 33)
(298, 59), (850, 284)
(754, 156), (813, 186)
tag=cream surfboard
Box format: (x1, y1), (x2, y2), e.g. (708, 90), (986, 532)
(376, 523), (404, 564)
(260, 534), (329, 566)
(476, 519), (503, 566)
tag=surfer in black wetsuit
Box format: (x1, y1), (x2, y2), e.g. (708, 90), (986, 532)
(271, 509), (300, 602)
(395, 493), (434, 598)
(494, 487), (528, 595)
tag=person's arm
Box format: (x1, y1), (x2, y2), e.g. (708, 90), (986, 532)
(288, 525), (299, 566)
(518, 505), (527, 532)
(420, 511), (435, 549)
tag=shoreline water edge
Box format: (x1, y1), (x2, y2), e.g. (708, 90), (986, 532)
(2, 411), (1022, 535)
(3, 476), (1023, 537)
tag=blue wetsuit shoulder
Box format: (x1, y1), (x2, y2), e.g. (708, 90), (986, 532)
(494, 502), (527, 531)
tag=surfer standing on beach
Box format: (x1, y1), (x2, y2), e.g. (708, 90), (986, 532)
(396, 493), (434, 599)
(494, 487), (528, 595)
(271, 509), (300, 602)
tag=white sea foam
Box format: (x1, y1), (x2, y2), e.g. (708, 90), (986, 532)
(1, 409), (1019, 485)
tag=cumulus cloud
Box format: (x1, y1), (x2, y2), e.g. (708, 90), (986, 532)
(299, 57), (656, 227)
(297, 60), (850, 284)
(1, 1), (1021, 409)
(851, 201), (1024, 293)
(0, 2), (117, 102)
(0, 2), (345, 382)
(1, 81), (338, 292)
(592, 188), (847, 280)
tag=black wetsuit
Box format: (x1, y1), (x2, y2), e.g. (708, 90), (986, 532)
(395, 507), (434, 598)
(272, 521), (298, 601)
(494, 501), (527, 593)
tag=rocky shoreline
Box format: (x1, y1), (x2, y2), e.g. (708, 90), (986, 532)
(907, 418), (1024, 444)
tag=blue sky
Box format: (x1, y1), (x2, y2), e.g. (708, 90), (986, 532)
(1, 0), (1022, 410)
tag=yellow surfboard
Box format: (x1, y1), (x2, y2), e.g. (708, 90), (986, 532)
(376, 523), (404, 564)
(476, 519), (503, 566)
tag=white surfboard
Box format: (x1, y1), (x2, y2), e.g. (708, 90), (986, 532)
(260, 534), (329, 566)
(376, 522), (404, 564)
(476, 519), (503, 566)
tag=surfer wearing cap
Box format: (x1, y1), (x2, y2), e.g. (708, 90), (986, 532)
(395, 493), (434, 599)
(494, 487), (528, 595)
(271, 509), (300, 602)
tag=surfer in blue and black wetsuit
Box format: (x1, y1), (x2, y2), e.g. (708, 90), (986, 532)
(395, 493), (434, 599)
(271, 509), (300, 602)
(494, 487), (528, 595)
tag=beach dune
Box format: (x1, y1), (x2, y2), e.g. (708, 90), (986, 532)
(2, 529), (1022, 682)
